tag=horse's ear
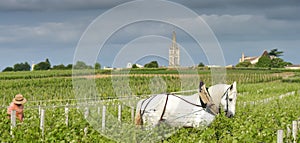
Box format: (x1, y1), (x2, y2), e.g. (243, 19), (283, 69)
(199, 81), (204, 92)
(230, 81), (237, 90)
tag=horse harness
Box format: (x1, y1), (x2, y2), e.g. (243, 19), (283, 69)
(139, 86), (231, 123)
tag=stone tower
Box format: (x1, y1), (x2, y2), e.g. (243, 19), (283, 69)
(169, 31), (180, 67)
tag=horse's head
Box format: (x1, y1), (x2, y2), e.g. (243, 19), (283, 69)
(220, 81), (237, 118)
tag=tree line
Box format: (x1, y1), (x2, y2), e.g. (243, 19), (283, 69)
(2, 59), (101, 72)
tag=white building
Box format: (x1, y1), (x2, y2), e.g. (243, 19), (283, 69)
(239, 50), (270, 64)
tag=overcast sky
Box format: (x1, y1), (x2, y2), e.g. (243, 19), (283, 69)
(0, 0), (299, 70)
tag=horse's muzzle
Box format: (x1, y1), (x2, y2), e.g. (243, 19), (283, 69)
(226, 111), (234, 118)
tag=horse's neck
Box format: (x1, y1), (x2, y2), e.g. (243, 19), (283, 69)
(209, 84), (230, 106)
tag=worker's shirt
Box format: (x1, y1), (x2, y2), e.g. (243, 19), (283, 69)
(7, 102), (24, 121)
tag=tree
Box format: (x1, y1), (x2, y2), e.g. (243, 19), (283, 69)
(34, 59), (51, 70)
(73, 61), (92, 69)
(268, 49), (283, 57)
(236, 61), (252, 67)
(52, 64), (66, 70)
(45, 58), (51, 68)
(132, 64), (138, 68)
(2, 67), (14, 72)
(66, 64), (73, 69)
(94, 62), (101, 69)
(14, 62), (31, 71)
(198, 62), (205, 67)
(255, 56), (271, 68)
(144, 61), (159, 68)
(270, 58), (292, 68)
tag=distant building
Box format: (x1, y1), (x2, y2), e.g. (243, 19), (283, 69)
(239, 50), (275, 65)
(285, 65), (300, 70)
(31, 64), (35, 71)
(135, 64), (143, 68)
(127, 63), (143, 68)
(127, 63), (132, 68)
(103, 66), (114, 70)
(169, 31), (180, 68)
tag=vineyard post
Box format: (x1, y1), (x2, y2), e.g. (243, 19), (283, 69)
(38, 105), (41, 116)
(97, 107), (100, 115)
(40, 109), (45, 138)
(10, 110), (16, 137)
(84, 127), (88, 137)
(102, 105), (106, 131)
(118, 104), (122, 122)
(277, 130), (283, 143)
(84, 107), (89, 119)
(65, 104), (69, 126)
(292, 121), (297, 143)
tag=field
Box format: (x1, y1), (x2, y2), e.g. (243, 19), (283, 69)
(0, 68), (299, 142)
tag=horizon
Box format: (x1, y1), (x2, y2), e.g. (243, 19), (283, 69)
(1, 0), (299, 71)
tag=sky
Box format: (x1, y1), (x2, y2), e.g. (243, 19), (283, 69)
(0, 0), (299, 70)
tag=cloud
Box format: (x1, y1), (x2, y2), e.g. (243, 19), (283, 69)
(201, 14), (300, 41)
(0, 22), (85, 44)
(0, 0), (131, 11)
(174, 0), (300, 20)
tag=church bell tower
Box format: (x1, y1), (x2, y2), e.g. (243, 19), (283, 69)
(169, 31), (180, 67)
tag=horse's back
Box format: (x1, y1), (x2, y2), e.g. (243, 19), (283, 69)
(165, 94), (214, 127)
(136, 93), (215, 127)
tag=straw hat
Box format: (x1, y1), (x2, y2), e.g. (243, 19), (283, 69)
(13, 94), (27, 104)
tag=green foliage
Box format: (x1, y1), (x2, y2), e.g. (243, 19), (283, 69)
(73, 61), (92, 69)
(0, 69), (299, 142)
(2, 67), (14, 72)
(255, 56), (271, 68)
(198, 62), (205, 67)
(52, 64), (67, 70)
(13, 62), (31, 71)
(255, 49), (291, 68)
(34, 59), (51, 70)
(268, 48), (283, 57)
(132, 64), (138, 68)
(144, 61), (159, 68)
(256, 56), (292, 68)
(51, 64), (72, 70)
(66, 64), (73, 69)
(270, 58), (292, 68)
(94, 62), (101, 69)
(236, 61), (252, 67)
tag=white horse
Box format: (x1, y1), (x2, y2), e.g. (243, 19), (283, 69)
(135, 81), (237, 128)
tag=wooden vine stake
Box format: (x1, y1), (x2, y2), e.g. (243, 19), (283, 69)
(84, 127), (88, 137)
(40, 109), (45, 138)
(102, 106), (106, 131)
(38, 105), (41, 116)
(97, 107), (100, 115)
(65, 104), (69, 126)
(10, 110), (16, 137)
(84, 107), (89, 119)
(277, 130), (283, 143)
(292, 121), (297, 143)
(118, 104), (122, 122)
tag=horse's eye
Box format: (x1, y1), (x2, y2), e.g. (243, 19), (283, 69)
(229, 98), (233, 102)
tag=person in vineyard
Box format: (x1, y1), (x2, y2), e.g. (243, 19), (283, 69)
(7, 94), (27, 122)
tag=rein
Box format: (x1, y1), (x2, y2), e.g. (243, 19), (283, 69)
(221, 87), (230, 115)
(169, 94), (203, 107)
(140, 94), (159, 117)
